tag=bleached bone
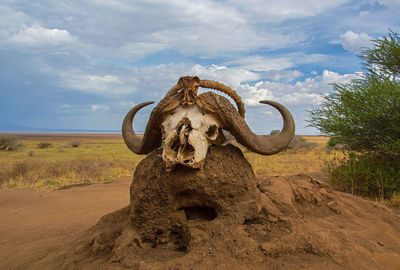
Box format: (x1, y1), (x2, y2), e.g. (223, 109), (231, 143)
(122, 76), (295, 170)
(161, 104), (223, 170)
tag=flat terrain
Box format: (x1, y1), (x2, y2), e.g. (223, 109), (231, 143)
(0, 133), (332, 189)
(14, 133), (124, 140)
(0, 133), (144, 189)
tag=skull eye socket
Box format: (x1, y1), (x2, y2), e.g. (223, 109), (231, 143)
(206, 125), (218, 139)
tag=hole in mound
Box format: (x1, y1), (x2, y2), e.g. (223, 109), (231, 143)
(181, 206), (217, 221)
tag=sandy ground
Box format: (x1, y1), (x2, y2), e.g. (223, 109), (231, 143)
(1, 173), (400, 270)
(0, 178), (131, 270)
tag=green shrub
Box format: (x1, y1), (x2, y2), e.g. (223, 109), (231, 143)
(0, 135), (20, 151)
(9, 143), (24, 151)
(308, 31), (400, 201)
(269, 129), (280, 135)
(327, 136), (345, 149)
(308, 31), (400, 155)
(287, 135), (317, 151)
(69, 141), (81, 148)
(268, 130), (316, 151)
(37, 142), (52, 149)
(327, 152), (400, 201)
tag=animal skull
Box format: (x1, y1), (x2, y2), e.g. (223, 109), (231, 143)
(161, 104), (224, 170)
(122, 76), (295, 171)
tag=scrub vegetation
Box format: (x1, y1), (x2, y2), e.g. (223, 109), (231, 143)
(0, 133), (330, 190)
(0, 134), (143, 189)
(309, 30), (400, 203)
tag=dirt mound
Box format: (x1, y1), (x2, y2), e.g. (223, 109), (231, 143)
(34, 145), (400, 269)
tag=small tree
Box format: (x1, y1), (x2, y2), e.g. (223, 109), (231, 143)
(309, 76), (400, 154)
(363, 30), (400, 80)
(269, 129), (280, 135)
(309, 30), (400, 156)
(308, 30), (400, 200)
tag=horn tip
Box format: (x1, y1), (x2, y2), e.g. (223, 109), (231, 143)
(259, 100), (272, 104)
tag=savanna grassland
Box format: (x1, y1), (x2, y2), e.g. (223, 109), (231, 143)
(0, 134), (143, 189)
(0, 133), (335, 190)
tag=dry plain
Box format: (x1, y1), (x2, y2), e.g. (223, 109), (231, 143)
(0, 133), (361, 269)
(0, 133), (331, 190)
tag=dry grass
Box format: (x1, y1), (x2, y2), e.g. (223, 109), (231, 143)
(245, 136), (333, 180)
(0, 133), (143, 189)
(385, 193), (400, 208)
(0, 133), (335, 190)
(0, 158), (136, 189)
(2, 133), (397, 209)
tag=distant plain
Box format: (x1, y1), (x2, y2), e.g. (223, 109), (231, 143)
(0, 133), (333, 190)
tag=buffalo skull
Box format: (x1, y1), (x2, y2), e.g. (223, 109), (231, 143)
(122, 76), (295, 170)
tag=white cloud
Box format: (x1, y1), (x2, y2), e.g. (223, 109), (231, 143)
(91, 104), (110, 112)
(91, 63), (357, 109)
(0, 0), (308, 58)
(9, 25), (74, 47)
(189, 64), (260, 88)
(120, 42), (168, 58)
(377, 0), (400, 10)
(224, 56), (294, 71)
(241, 70), (358, 106)
(228, 0), (350, 23)
(264, 111), (274, 116)
(60, 72), (132, 95)
(224, 53), (327, 72)
(88, 75), (120, 83)
(338, 31), (372, 53)
(359, 10), (370, 16)
(43, 58), (359, 111)
(0, 5), (30, 39)
(262, 70), (304, 82)
(120, 101), (135, 108)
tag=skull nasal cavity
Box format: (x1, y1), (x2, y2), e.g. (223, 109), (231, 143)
(177, 117), (192, 133)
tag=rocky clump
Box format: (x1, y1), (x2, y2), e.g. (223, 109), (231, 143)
(41, 145), (400, 270)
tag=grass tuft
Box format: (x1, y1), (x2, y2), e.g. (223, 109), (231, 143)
(37, 142), (52, 149)
(0, 158), (137, 189)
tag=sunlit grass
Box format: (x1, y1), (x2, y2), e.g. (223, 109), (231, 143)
(0, 134), (337, 190)
(0, 134), (144, 189)
(245, 136), (336, 178)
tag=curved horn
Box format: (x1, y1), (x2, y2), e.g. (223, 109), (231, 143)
(122, 101), (156, 155)
(250, 100), (296, 154)
(199, 79), (246, 118)
(197, 93), (295, 155)
(122, 85), (184, 155)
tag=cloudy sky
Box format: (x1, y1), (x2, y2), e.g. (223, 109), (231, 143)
(1, 0), (399, 134)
